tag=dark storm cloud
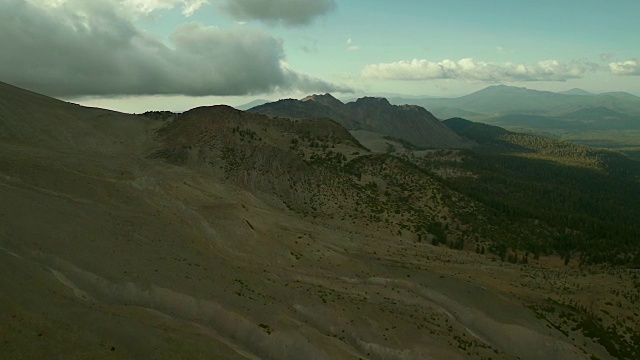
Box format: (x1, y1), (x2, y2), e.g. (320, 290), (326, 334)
(0, 0), (348, 97)
(218, 0), (336, 26)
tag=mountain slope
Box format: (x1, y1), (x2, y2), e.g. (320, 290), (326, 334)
(0, 81), (154, 153)
(2, 81), (638, 360)
(439, 117), (640, 267)
(249, 94), (470, 149)
(444, 117), (640, 172)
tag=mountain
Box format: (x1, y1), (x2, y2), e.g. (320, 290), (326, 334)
(600, 91), (640, 100)
(2, 81), (640, 360)
(444, 85), (587, 115)
(233, 98), (270, 111)
(387, 85), (640, 119)
(557, 88), (594, 96)
(342, 93), (440, 104)
(0, 80), (152, 153)
(250, 93), (471, 149)
(248, 96), (358, 128)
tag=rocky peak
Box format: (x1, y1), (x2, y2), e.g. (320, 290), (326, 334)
(301, 93), (344, 108)
(352, 97), (391, 107)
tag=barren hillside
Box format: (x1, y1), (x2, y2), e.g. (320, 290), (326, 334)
(1, 81), (637, 360)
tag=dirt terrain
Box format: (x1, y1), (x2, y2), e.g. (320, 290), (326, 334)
(1, 82), (637, 359)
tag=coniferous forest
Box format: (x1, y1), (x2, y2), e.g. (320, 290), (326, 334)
(434, 118), (640, 267)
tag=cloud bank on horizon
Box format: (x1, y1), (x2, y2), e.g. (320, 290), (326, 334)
(0, 0), (638, 102)
(362, 58), (600, 82)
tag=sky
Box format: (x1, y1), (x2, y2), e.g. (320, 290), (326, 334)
(1, 0), (639, 113)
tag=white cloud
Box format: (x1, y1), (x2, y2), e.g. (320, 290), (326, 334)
(609, 60), (640, 76)
(180, 0), (207, 16)
(218, 0), (336, 26)
(346, 38), (360, 52)
(123, 0), (208, 16)
(1, 0), (349, 97)
(362, 58), (599, 82)
(29, 0), (208, 16)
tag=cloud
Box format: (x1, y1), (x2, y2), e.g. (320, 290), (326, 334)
(609, 60), (640, 76)
(217, 0), (336, 26)
(362, 58), (599, 82)
(123, 0), (208, 16)
(600, 53), (614, 62)
(0, 0), (349, 97)
(279, 62), (348, 93)
(346, 38), (360, 52)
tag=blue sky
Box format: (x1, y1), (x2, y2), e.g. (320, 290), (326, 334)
(2, 0), (639, 112)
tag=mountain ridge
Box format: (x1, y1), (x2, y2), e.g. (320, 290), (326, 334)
(386, 85), (640, 120)
(250, 94), (471, 149)
(558, 88), (595, 96)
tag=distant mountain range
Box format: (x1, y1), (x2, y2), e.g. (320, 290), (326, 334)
(249, 94), (470, 149)
(386, 85), (640, 124)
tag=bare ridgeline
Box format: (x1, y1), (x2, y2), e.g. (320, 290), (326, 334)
(1, 81), (639, 359)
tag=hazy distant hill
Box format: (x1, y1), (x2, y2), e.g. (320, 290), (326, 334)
(387, 85), (640, 119)
(233, 99), (270, 111)
(557, 88), (595, 96)
(250, 94), (470, 149)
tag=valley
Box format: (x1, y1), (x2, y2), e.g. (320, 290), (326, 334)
(385, 85), (640, 157)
